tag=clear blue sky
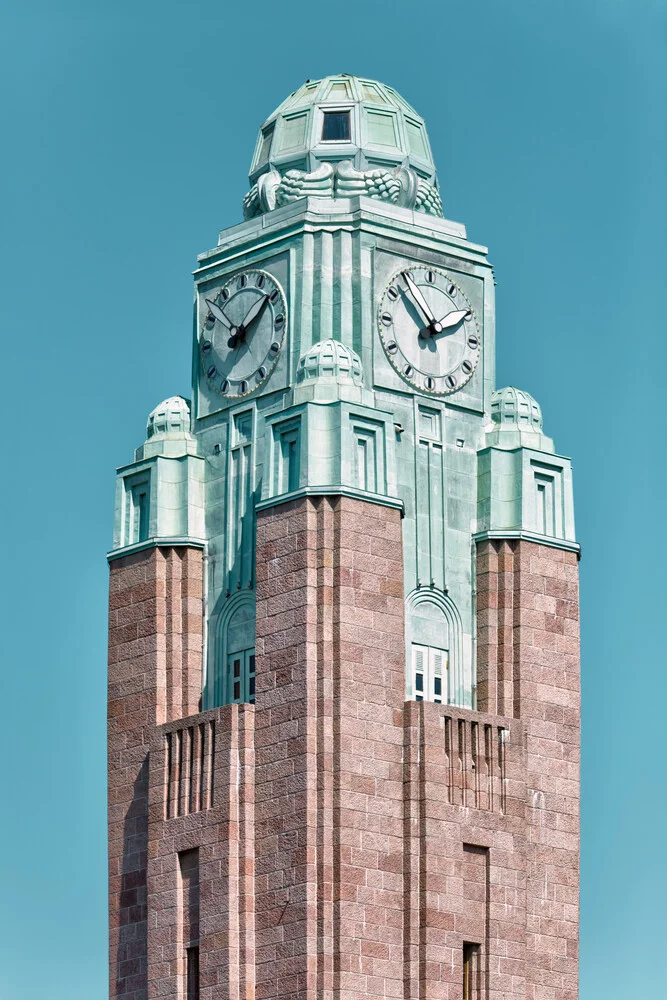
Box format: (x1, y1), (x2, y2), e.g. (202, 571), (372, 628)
(0, 1), (664, 997)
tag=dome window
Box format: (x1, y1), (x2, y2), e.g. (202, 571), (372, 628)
(321, 110), (350, 142)
(257, 123), (274, 164)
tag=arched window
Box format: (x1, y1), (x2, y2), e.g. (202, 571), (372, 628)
(225, 601), (255, 704)
(207, 594), (256, 708)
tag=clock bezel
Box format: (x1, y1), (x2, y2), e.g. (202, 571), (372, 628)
(199, 267), (288, 401)
(377, 264), (481, 397)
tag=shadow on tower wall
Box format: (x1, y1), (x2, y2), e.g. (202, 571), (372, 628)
(115, 756), (149, 999)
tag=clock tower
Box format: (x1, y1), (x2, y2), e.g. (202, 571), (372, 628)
(108, 76), (580, 1000)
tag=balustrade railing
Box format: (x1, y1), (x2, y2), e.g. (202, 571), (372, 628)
(165, 718), (215, 819)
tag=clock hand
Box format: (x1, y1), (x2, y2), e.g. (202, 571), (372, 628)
(228, 294), (270, 349)
(402, 270), (442, 334)
(205, 297), (233, 331)
(240, 293), (270, 333)
(421, 308), (470, 339)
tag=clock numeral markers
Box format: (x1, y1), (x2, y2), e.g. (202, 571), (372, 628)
(256, 273), (265, 288)
(424, 375), (435, 390)
(221, 288), (230, 301)
(256, 366), (267, 381)
(464, 309), (473, 321)
(403, 364), (414, 377)
(205, 313), (215, 327)
(238, 380), (248, 394)
(386, 341), (398, 355)
(387, 286), (399, 300)
(447, 283), (456, 296)
(221, 379), (230, 394)
(207, 365), (217, 379)
(445, 374), (458, 389)
(237, 274), (247, 289)
(461, 359), (473, 375)
(201, 340), (212, 354)
(269, 341), (280, 355)
(467, 334), (479, 349)
(269, 289), (279, 303)
(426, 270), (435, 284)
(381, 312), (393, 326)
(275, 314), (285, 329)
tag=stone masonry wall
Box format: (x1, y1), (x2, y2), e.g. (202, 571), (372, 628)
(254, 495), (406, 1000)
(108, 529), (580, 1000)
(476, 539), (580, 1000)
(108, 546), (203, 1000)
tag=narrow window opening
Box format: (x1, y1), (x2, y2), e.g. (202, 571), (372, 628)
(321, 110), (350, 141)
(227, 648), (256, 704)
(186, 946), (199, 1000)
(248, 653), (256, 704)
(179, 849), (200, 1000)
(463, 942), (480, 1000)
(137, 491), (148, 541)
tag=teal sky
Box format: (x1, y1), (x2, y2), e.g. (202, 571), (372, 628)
(0, 1), (665, 996)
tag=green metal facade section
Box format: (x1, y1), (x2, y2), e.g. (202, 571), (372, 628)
(110, 79), (576, 711)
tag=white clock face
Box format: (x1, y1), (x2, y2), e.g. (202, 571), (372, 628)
(199, 269), (287, 399)
(378, 265), (481, 395)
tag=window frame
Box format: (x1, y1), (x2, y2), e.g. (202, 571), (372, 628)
(410, 642), (448, 704)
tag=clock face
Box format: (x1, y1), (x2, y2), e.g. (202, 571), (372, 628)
(199, 268), (287, 399)
(378, 265), (481, 395)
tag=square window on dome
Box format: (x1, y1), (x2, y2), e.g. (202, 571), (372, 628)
(257, 123), (274, 164)
(321, 111), (350, 142)
(327, 80), (351, 99)
(366, 110), (397, 148)
(361, 82), (387, 104)
(405, 118), (428, 159)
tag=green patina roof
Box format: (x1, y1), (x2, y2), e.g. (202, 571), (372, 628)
(249, 74), (437, 185)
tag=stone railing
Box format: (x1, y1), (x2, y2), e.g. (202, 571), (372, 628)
(407, 702), (521, 816)
(440, 710), (509, 812)
(164, 716), (215, 819)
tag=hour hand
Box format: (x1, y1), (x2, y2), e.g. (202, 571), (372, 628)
(438, 308), (469, 331)
(402, 270), (440, 331)
(205, 297), (233, 330)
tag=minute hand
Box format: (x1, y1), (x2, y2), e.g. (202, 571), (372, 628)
(239, 294), (269, 333)
(402, 271), (441, 332)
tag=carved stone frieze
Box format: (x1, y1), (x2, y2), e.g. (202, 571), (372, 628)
(243, 159), (443, 220)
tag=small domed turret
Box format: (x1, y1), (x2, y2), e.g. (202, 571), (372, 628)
(293, 339), (371, 405)
(135, 395), (199, 461)
(297, 339), (364, 387)
(146, 395), (191, 440)
(491, 386), (543, 432)
(486, 386), (554, 452)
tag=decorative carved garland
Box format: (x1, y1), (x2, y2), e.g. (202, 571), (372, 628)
(243, 160), (443, 220)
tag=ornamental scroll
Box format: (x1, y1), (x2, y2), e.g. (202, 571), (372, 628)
(243, 160), (443, 220)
